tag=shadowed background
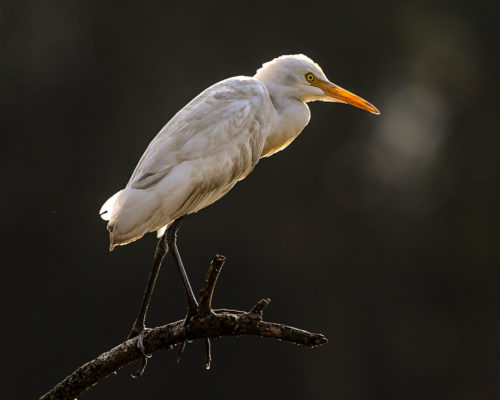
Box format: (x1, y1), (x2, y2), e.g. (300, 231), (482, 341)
(1, 1), (497, 399)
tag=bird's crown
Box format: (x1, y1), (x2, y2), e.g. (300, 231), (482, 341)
(254, 54), (328, 85)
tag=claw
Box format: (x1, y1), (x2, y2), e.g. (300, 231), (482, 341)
(136, 331), (152, 359)
(131, 356), (148, 379)
(176, 304), (202, 363)
(128, 328), (152, 378)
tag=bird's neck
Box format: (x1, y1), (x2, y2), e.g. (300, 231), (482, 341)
(261, 84), (311, 158)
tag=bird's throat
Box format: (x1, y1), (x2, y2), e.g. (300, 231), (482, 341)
(261, 99), (310, 158)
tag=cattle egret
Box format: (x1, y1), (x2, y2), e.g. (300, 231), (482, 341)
(100, 54), (379, 340)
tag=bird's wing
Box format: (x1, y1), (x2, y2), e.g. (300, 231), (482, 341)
(127, 77), (274, 192)
(100, 77), (277, 247)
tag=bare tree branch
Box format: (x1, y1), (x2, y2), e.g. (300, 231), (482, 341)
(40, 256), (328, 400)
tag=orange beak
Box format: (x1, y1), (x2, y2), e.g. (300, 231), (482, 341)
(317, 81), (380, 115)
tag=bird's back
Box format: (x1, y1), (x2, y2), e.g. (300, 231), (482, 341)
(100, 77), (276, 249)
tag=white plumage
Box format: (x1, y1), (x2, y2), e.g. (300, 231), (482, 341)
(100, 54), (379, 250)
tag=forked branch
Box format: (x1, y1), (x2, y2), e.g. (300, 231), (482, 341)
(40, 255), (327, 400)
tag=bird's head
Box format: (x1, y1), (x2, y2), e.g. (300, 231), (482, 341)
(255, 54), (379, 115)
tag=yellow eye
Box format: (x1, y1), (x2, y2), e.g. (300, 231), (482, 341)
(305, 73), (315, 82)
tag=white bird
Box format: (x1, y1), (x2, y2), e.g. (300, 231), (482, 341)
(100, 54), (379, 344)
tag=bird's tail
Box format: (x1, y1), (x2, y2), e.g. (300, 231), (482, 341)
(99, 188), (164, 251)
(99, 191), (121, 221)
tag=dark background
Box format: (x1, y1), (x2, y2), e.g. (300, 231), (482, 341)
(2, 1), (498, 399)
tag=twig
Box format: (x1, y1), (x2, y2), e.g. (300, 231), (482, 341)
(39, 256), (328, 400)
(249, 298), (271, 317)
(199, 254), (225, 314)
(204, 337), (212, 370)
(198, 254), (225, 367)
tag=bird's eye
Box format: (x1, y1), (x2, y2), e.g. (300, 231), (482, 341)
(305, 73), (315, 82)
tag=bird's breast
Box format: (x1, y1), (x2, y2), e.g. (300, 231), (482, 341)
(261, 101), (310, 158)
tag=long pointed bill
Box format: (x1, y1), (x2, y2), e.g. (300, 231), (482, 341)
(319, 81), (380, 115)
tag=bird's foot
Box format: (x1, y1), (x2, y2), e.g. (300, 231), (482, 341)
(127, 323), (152, 378)
(176, 302), (216, 369)
(177, 254), (225, 369)
(127, 322), (145, 340)
(176, 305), (200, 363)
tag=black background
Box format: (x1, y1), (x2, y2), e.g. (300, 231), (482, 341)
(2, 1), (498, 399)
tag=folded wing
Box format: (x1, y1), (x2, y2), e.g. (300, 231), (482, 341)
(100, 77), (275, 249)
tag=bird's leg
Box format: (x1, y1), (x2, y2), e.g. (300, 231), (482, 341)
(165, 218), (200, 363)
(166, 218), (199, 317)
(127, 233), (168, 340)
(127, 234), (169, 378)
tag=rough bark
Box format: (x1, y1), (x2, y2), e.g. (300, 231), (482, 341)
(40, 255), (327, 400)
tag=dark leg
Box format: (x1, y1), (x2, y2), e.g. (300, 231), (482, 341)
(166, 218), (199, 315)
(127, 233), (168, 339)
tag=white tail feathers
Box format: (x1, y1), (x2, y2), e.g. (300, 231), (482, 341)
(100, 187), (170, 250)
(99, 190), (122, 221)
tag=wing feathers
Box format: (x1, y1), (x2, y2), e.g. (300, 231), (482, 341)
(100, 77), (275, 248)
